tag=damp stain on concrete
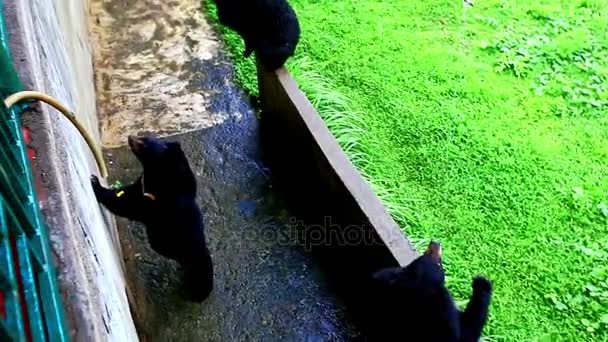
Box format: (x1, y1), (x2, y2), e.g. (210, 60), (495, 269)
(90, 0), (239, 147)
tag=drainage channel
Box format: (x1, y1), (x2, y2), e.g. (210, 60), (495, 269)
(92, 0), (364, 340)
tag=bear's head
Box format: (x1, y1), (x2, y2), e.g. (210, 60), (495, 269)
(402, 240), (445, 290)
(371, 241), (458, 340)
(374, 241), (446, 296)
(128, 135), (196, 197)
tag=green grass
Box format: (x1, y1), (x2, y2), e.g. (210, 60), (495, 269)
(206, 0), (608, 340)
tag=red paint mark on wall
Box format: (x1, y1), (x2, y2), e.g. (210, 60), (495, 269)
(21, 128), (31, 145)
(22, 128), (36, 161)
(26, 148), (36, 161)
(20, 127), (47, 210)
(0, 290), (5, 319)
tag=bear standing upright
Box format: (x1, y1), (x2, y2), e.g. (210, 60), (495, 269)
(91, 135), (213, 302)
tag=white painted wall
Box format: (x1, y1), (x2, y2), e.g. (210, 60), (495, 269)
(4, 0), (138, 340)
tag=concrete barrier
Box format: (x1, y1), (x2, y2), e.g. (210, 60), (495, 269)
(256, 60), (418, 334)
(3, 0), (138, 340)
(257, 60), (417, 265)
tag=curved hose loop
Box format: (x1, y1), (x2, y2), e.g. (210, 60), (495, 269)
(4, 91), (108, 177)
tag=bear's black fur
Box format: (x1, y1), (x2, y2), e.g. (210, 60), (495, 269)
(371, 241), (492, 342)
(91, 135), (213, 302)
(212, 0), (300, 71)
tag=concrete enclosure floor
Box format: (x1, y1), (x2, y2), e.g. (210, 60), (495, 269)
(92, 0), (363, 340)
(91, 0), (241, 148)
(105, 123), (363, 341)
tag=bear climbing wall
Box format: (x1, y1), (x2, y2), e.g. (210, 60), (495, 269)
(2, 0), (138, 340)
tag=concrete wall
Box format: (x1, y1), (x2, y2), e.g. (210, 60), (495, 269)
(256, 61), (417, 338)
(3, 0), (138, 340)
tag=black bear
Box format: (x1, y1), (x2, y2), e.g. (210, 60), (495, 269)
(371, 241), (492, 342)
(212, 0), (300, 71)
(91, 135), (213, 302)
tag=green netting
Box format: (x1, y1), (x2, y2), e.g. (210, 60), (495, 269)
(0, 5), (21, 95)
(0, 3), (69, 342)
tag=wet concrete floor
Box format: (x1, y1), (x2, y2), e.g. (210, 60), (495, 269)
(105, 110), (364, 341)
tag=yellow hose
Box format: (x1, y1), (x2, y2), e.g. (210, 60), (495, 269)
(4, 91), (108, 178)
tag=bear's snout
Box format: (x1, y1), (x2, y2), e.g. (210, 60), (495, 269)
(425, 241), (442, 262)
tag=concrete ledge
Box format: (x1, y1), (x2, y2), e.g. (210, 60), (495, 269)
(257, 60), (418, 333)
(257, 61), (417, 267)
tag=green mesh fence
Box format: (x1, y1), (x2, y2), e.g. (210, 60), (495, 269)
(0, 4), (69, 342)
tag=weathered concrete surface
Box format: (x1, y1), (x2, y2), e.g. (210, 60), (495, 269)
(107, 125), (363, 341)
(4, 0), (137, 340)
(90, 0), (240, 147)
